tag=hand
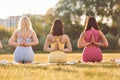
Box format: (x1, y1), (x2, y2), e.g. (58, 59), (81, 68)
(50, 42), (59, 51)
(51, 47), (57, 51)
(18, 39), (27, 46)
(21, 39), (26, 46)
(18, 42), (23, 46)
(58, 48), (64, 52)
(24, 43), (31, 47)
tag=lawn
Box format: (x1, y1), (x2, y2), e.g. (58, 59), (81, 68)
(0, 53), (120, 80)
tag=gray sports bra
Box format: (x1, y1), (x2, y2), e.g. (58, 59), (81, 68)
(17, 31), (31, 44)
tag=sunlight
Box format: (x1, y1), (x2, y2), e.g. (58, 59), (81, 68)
(0, 0), (59, 19)
(80, 14), (86, 26)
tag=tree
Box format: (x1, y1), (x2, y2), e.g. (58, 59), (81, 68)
(52, 0), (85, 39)
(52, 0), (120, 37)
(29, 15), (47, 50)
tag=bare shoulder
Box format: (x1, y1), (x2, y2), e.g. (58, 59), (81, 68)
(45, 34), (55, 42)
(46, 34), (54, 40)
(9, 30), (18, 39)
(60, 34), (70, 43)
(14, 30), (19, 34)
(47, 34), (53, 38)
(12, 30), (19, 37)
(30, 30), (36, 34)
(30, 30), (38, 37)
(98, 30), (103, 34)
(81, 31), (85, 35)
(62, 34), (70, 39)
(98, 30), (104, 36)
(79, 31), (85, 38)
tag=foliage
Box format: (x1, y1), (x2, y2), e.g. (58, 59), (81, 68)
(0, 0), (120, 53)
(105, 33), (119, 50)
(52, 0), (120, 37)
(70, 39), (78, 50)
(0, 26), (15, 53)
(29, 15), (46, 37)
(50, 0), (120, 51)
(1, 37), (15, 53)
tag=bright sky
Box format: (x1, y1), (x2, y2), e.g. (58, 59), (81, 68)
(0, 0), (59, 19)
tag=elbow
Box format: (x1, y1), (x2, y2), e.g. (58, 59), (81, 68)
(8, 40), (12, 46)
(0, 45), (2, 49)
(43, 48), (45, 51)
(77, 44), (83, 48)
(104, 42), (108, 47)
(36, 41), (39, 45)
(8, 39), (15, 46)
(34, 40), (39, 45)
(69, 48), (72, 52)
(104, 43), (108, 47)
(43, 47), (47, 51)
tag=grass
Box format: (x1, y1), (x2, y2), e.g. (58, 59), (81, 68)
(0, 53), (120, 80)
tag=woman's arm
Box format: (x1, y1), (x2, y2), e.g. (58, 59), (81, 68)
(77, 32), (92, 48)
(43, 34), (56, 52)
(118, 38), (120, 46)
(9, 31), (21, 46)
(0, 41), (2, 49)
(93, 31), (108, 47)
(59, 35), (72, 52)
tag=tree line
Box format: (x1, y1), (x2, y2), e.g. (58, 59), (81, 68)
(0, 0), (120, 53)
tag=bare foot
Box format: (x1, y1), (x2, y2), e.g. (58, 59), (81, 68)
(25, 61), (31, 64)
(110, 58), (116, 63)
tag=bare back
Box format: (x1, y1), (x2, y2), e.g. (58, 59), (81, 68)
(9, 29), (38, 47)
(77, 28), (108, 48)
(44, 34), (72, 52)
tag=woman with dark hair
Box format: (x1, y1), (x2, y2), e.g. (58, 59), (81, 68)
(44, 19), (72, 63)
(77, 17), (108, 63)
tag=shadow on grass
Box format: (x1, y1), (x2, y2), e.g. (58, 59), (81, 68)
(52, 66), (78, 73)
(0, 64), (78, 73)
(1, 62), (120, 72)
(0, 64), (48, 70)
(72, 62), (120, 69)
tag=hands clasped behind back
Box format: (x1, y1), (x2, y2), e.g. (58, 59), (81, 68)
(18, 39), (31, 47)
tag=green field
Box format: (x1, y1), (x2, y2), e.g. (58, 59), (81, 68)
(0, 53), (120, 80)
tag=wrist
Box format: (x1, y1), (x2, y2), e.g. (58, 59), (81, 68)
(18, 43), (22, 46)
(25, 43), (31, 47)
(49, 48), (55, 51)
(93, 42), (97, 45)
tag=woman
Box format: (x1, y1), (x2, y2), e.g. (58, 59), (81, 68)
(43, 19), (72, 63)
(0, 41), (2, 49)
(77, 17), (108, 63)
(118, 38), (120, 46)
(9, 16), (38, 63)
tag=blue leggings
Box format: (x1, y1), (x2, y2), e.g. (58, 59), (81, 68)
(14, 46), (34, 62)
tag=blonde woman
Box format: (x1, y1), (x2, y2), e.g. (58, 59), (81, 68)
(43, 20), (72, 63)
(9, 16), (38, 63)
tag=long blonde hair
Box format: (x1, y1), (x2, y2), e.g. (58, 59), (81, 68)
(17, 15), (33, 38)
